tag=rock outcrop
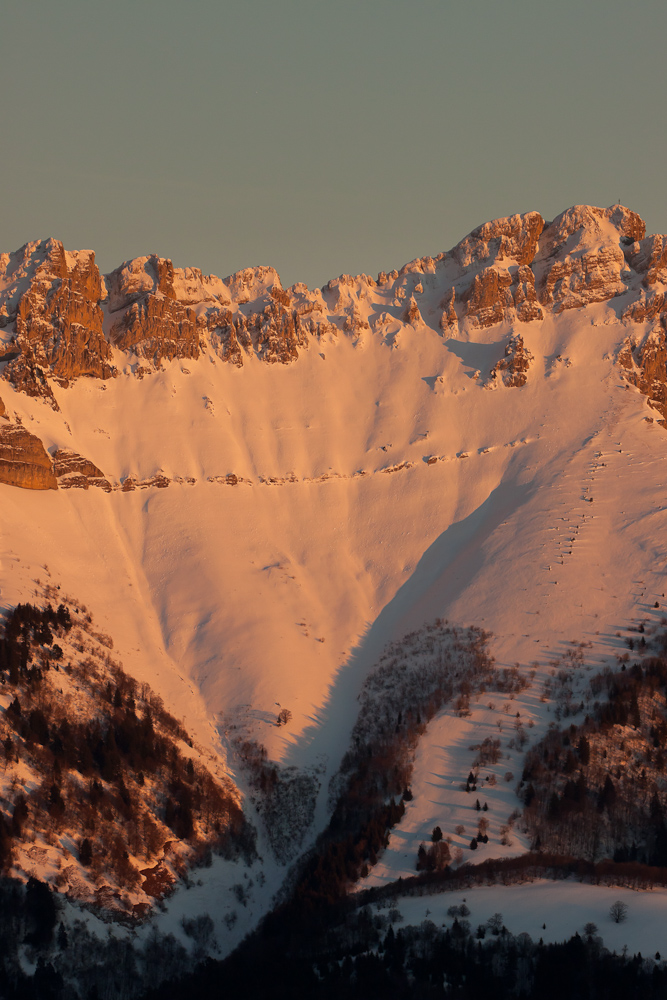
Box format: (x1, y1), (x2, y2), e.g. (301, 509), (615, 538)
(53, 449), (111, 491)
(623, 233), (667, 287)
(618, 330), (667, 423)
(0, 422), (57, 490)
(2, 354), (60, 409)
(511, 265), (543, 322)
(0, 239), (115, 402)
(534, 205), (645, 312)
(107, 255), (208, 365)
(490, 334), (533, 387)
(107, 257), (315, 367)
(452, 211), (545, 269)
(462, 268), (513, 328)
(110, 294), (203, 365)
(1, 202), (667, 425)
(444, 205), (651, 327)
(449, 212), (546, 328)
(211, 288), (310, 365)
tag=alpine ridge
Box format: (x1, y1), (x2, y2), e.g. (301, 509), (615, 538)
(1, 204), (666, 440)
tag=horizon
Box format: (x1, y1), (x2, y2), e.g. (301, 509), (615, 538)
(3, 198), (653, 291)
(4, 0), (667, 289)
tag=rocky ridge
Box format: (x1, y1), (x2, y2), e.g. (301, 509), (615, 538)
(1, 204), (667, 456)
(0, 239), (114, 408)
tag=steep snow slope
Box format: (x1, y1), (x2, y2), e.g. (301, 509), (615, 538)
(1, 299), (662, 777)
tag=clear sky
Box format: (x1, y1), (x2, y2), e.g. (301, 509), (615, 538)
(3, 0), (667, 289)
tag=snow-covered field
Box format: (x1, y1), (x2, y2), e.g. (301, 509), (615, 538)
(391, 880), (667, 957)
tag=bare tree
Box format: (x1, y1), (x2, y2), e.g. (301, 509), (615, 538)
(609, 901), (628, 923)
(276, 708), (292, 727)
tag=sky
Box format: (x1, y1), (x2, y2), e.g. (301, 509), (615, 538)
(3, 0), (667, 289)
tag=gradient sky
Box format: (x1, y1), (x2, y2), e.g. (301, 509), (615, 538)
(3, 0), (667, 289)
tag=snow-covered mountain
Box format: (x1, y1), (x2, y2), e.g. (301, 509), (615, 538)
(2, 203), (667, 981)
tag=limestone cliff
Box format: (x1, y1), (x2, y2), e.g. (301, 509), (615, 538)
(107, 255), (205, 365)
(618, 329), (667, 423)
(208, 280), (311, 366)
(534, 205), (645, 312)
(0, 422), (57, 490)
(53, 449), (111, 491)
(0, 239), (114, 404)
(1, 203), (667, 423)
(452, 211), (545, 269)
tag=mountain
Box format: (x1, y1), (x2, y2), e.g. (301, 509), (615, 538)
(2, 203), (667, 996)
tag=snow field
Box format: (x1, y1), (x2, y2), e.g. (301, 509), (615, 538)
(390, 879), (667, 958)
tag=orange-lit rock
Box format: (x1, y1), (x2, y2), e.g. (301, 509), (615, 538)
(463, 267), (512, 328)
(512, 266), (543, 322)
(453, 211), (544, 268)
(624, 234), (667, 287)
(110, 294), (203, 365)
(0, 422), (57, 490)
(536, 205), (645, 312)
(5, 239), (113, 382)
(490, 334), (533, 387)
(618, 331), (667, 422)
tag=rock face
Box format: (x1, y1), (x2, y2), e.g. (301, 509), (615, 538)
(462, 268), (513, 328)
(1, 202), (667, 424)
(53, 449), (111, 491)
(534, 205), (645, 312)
(512, 266), (544, 322)
(0, 422), (57, 490)
(450, 205), (647, 326)
(2, 354), (60, 409)
(209, 283), (311, 366)
(450, 212), (546, 328)
(106, 257), (315, 367)
(490, 334), (533, 387)
(107, 256), (206, 366)
(110, 293), (203, 366)
(452, 211), (545, 269)
(618, 330), (667, 423)
(0, 239), (115, 404)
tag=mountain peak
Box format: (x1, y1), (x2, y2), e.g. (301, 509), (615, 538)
(1, 202), (666, 413)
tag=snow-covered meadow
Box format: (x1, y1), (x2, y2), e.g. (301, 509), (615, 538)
(390, 879), (667, 958)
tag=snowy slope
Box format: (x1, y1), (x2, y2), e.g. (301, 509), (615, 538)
(2, 302), (661, 769)
(2, 205), (667, 953)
